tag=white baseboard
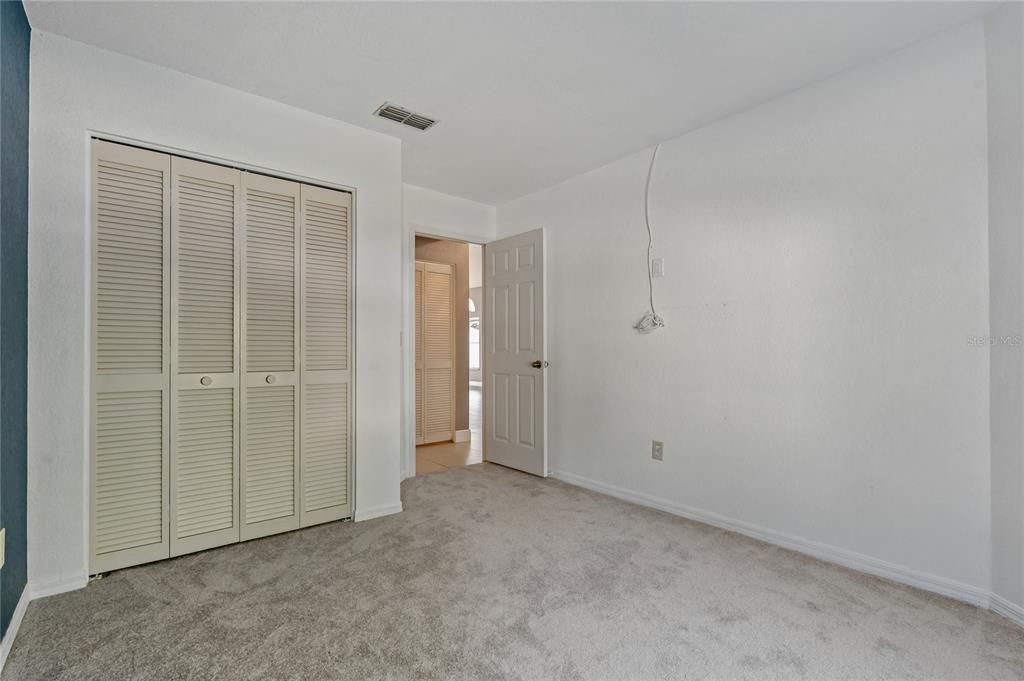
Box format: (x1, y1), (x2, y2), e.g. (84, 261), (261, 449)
(354, 501), (403, 522)
(0, 585), (30, 674)
(454, 429), (471, 443)
(29, 573), (89, 600)
(549, 469), (991, 609)
(0, 571), (90, 675)
(991, 593), (1024, 628)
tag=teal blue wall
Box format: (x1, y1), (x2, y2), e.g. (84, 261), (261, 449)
(0, 0), (30, 638)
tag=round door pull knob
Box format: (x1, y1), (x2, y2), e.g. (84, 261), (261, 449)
(200, 376), (212, 386)
(265, 375), (276, 385)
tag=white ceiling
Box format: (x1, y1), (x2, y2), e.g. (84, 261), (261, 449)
(26, 1), (993, 205)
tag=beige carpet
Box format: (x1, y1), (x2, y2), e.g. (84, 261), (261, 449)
(6, 463), (1024, 680)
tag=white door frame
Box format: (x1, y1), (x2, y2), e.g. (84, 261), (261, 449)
(402, 225), (490, 480)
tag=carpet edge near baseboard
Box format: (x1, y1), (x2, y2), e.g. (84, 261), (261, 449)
(354, 501), (404, 522)
(0, 571), (89, 676)
(0, 585), (30, 675)
(549, 468), (1018, 626)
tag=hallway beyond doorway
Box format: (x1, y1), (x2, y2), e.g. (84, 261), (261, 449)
(416, 385), (482, 474)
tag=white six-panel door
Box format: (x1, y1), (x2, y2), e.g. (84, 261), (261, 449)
(91, 141), (353, 573)
(483, 229), (546, 477)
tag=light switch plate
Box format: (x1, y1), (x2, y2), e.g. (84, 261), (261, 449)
(652, 440), (664, 461)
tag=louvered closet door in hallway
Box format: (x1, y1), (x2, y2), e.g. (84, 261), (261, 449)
(300, 185), (352, 526)
(415, 263), (424, 444)
(417, 261), (455, 444)
(90, 141), (171, 574)
(169, 157), (241, 556)
(240, 172), (300, 540)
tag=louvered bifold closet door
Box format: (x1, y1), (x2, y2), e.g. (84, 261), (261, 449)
(422, 262), (455, 444)
(240, 173), (300, 540)
(415, 263), (424, 444)
(170, 157), (242, 556)
(91, 141), (171, 574)
(299, 185), (352, 526)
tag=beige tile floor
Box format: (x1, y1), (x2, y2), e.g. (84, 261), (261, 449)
(416, 385), (482, 475)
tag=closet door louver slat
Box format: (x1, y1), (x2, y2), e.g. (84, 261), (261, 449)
(415, 264), (424, 444)
(91, 140), (171, 574)
(175, 388), (235, 538)
(302, 383), (348, 513)
(300, 185), (352, 527)
(170, 157), (241, 556)
(420, 262), (455, 444)
(240, 173), (301, 539)
(92, 141), (354, 573)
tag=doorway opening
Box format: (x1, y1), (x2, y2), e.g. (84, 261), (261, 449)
(414, 236), (484, 474)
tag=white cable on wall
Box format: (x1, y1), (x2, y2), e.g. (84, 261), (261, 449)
(634, 144), (665, 334)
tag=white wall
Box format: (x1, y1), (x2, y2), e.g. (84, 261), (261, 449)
(986, 4), (1024, 614)
(29, 33), (404, 593)
(404, 184), (496, 244)
(499, 23), (991, 595)
(401, 184), (495, 478)
(469, 244), (483, 383)
(469, 244), (483, 290)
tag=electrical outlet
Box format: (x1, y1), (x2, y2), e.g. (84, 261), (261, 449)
(651, 440), (664, 461)
(651, 257), (665, 278)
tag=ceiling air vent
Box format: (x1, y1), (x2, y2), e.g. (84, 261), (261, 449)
(374, 103), (437, 131)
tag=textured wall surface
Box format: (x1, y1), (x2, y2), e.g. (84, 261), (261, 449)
(0, 0), (30, 637)
(987, 3), (1024, 611)
(499, 23), (991, 592)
